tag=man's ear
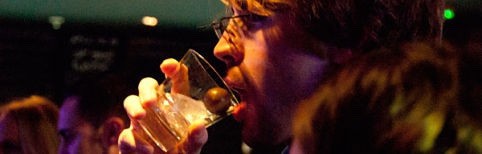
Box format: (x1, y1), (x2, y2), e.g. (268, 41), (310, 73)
(100, 117), (125, 147)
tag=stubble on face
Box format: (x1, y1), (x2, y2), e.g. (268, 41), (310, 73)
(235, 12), (329, 149)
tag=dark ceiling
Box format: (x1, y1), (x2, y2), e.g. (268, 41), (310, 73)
(0, 0), (225, 28)
(0, 0), (480, 29)
(1, 0), (480, 28)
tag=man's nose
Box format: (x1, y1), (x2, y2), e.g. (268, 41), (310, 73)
(213, 34), (242, 66)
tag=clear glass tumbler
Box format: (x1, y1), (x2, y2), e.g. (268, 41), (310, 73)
(138, 49), (238, 152)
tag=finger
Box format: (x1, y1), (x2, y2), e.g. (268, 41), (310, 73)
(123, 95), (155, 153)
(160, 58), (180, 77)
(160, 59), (190, 95)
(118, 128), (137, 154)
(118, 128), (155, 154)
(124, 95), (145, 120)
(180, 121), (208, 154)
(138, 77), (159, 107)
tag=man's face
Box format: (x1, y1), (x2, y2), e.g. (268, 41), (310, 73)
(58, 96), (103, 154)
(213, 8), (329, 148)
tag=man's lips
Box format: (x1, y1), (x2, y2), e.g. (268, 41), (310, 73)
(223, 67), (245, 91)
(232, 102), (246, 122)
(223, 67), (246, 122)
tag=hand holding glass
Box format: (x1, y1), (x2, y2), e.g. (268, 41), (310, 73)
(137, 49), (238, 152)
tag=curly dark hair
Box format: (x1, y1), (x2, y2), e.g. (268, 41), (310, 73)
(224, 0), (444, 53)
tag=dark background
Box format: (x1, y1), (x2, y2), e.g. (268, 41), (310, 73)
(0, 20), (224, 104)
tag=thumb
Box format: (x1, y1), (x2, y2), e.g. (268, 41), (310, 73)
(180, 121), (208, 154)
(118, 127), (155, 154)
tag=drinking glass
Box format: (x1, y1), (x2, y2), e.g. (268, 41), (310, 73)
(138, 49), (238, 152)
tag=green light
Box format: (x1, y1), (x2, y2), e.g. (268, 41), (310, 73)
(444, 9), (455, 20)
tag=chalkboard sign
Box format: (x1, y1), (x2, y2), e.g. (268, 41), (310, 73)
(71, 48), (115, 72)
(68, 34), (119, 73)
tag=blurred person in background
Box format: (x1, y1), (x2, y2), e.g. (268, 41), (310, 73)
(291, 42), (481, 153)
(454, 37), (482, 153)
(0, 95), (59, 154)
(119, 0), (446, 153)
(57, 74), (131, 154)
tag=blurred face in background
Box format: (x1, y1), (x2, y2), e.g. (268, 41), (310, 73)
(213, 5), (328, 148)
(0, 114), (21, 154)
(0, 95), (59, 154)
(58, 96), (103, 154)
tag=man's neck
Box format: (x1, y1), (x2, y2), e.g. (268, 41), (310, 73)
(249, 144), (288, 154)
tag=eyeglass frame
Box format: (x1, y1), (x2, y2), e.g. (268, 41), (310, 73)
(211, 14), (267, 39)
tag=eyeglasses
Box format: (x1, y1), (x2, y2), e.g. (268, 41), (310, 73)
(211, 14), (267, 38)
